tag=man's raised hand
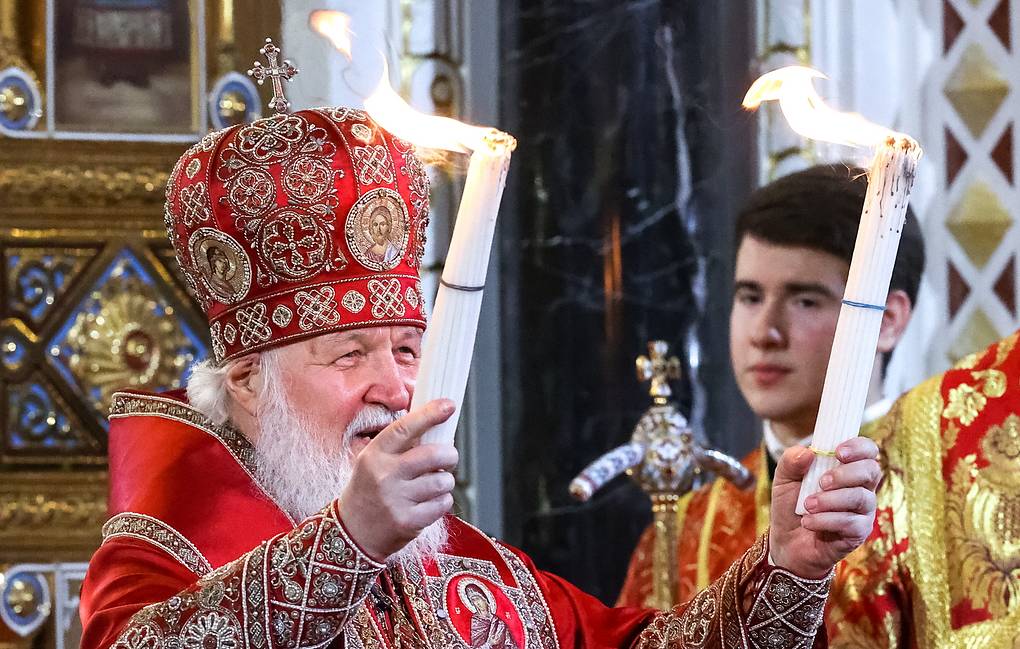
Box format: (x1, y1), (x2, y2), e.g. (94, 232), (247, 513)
(338, 399), (459, 562)
(768, 437), (881, 579)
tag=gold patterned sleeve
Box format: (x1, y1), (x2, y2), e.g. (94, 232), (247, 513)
(109, 501), (385, 649)
(634, 534), (832, 649)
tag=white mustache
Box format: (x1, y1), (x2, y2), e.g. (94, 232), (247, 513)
(344, 406), (406, 438)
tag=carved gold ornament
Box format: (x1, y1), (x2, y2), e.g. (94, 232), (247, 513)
(0, 81), (27, 121)
(63, 260), (196, 415)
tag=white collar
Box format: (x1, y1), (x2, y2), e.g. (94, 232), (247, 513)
(761, 397), (894, 464)
(761, 420), (808, 464)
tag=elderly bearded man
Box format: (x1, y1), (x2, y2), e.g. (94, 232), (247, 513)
(79, 105), (882, 649)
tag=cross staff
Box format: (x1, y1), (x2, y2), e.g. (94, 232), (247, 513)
(636, 341), (681, 405)
(570, 340), (751, 609)
(248, 38), (298, 114)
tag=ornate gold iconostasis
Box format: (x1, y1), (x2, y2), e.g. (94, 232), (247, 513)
(0, 2), (279, 646)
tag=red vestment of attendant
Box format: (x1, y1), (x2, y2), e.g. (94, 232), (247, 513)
(80, 391), (833, 649)
(616, 449), (770, 610)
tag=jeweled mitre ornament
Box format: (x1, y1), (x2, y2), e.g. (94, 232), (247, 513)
(164, 41), (431, 362)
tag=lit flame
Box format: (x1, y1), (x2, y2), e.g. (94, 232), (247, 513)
(743, 66), (914, 148)
(310, 10), (510, 154)
(309, 10), (352, 59)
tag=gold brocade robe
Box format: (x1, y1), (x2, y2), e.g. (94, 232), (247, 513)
(827, 332), (1020, 648)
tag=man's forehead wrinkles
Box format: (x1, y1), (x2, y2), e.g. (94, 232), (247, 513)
(307, 327), (420, 354)
(395, 326), (424, 340)
(310, 331), (365, 352)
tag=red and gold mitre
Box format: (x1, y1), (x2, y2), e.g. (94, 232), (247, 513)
(164, 106), (431, 362)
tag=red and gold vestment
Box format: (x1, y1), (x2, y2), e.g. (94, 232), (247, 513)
(79, 391), (833, 649)
(827, 331), (1020, 648)
(617, 448), (770, 610)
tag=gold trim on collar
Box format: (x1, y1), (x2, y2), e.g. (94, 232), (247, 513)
(108, 391), (296, 526)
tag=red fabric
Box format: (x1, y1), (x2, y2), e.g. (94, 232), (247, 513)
(106, 389), (293, 565)
(164, 108), (431, 362)
(82, 392), (819, 648)
(81, 520), (657, 649)
(81, 395), (658, 648)
(501, 546), (656, 648)
(79, 539), (196, 649)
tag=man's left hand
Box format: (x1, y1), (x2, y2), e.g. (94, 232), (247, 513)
(769, 438), (881, 579)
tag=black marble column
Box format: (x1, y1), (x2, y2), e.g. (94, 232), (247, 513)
(499, 1), (760, 603)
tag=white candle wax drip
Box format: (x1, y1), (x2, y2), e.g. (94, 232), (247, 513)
(796, 138), (921, 515)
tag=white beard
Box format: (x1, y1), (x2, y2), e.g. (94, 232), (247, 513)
(251, 389), (449, 570)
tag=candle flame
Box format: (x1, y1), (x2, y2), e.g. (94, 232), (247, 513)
(310, 10), (515, 155)
(743, 66), (916, 149)
(309, 10), (352, 59)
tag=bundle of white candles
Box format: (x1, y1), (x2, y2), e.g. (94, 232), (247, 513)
(409, 133), (516, 446)
(312, 11), (518, 449)
(742, 67), (922, 513)
(797, 138), (920, 513)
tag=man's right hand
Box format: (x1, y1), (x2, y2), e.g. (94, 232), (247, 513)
(338, 399), (459, 562)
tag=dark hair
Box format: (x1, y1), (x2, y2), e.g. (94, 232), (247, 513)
(734, 163), (925, 306)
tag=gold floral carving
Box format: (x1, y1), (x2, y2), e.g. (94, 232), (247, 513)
(0, 492), (105, 529)
(942, 369), (1006, 426)
(0, 163), (169, 209)
(65, 268), (194, 415)
(0, 139), (181, 221)
(0, 471), (106, 562)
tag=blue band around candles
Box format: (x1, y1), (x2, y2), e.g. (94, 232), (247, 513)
(841, 299), (886, 312)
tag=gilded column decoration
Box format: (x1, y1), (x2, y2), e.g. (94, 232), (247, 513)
(209, 0), (263, 129)
(0, 0), (43, 133)
(0, 3), (279, 588)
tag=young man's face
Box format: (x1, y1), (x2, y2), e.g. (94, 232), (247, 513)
(729, 236), (848, 433)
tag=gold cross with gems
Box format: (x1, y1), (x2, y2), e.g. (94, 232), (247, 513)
(636, 341), (681, 405)
(247, 37), (299, 114)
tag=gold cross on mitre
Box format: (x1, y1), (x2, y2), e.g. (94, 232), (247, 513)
(635, 340), (681, 405)
(247, 37), (299, 114)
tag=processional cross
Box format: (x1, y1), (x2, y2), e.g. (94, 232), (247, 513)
(570, 340), (752, 609)
(248, 38), (299, 114)
(635, 341), (681, 405)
